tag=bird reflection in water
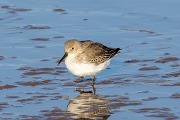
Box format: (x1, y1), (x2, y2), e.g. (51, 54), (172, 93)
(67, 82), (111, 120)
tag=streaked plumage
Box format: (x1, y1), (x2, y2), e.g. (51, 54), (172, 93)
(57, 39), (121, 82)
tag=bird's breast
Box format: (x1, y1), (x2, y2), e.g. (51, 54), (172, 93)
(65, 54), (111, 77)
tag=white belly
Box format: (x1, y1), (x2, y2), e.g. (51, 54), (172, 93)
(65, 55), (110, 77)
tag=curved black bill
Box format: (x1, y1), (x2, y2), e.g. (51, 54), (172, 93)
(57, 52), (68, 66)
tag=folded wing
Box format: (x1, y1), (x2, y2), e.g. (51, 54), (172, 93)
(80, 42), (121, 65)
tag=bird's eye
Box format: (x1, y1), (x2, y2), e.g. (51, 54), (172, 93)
(72, 47), (74, 50)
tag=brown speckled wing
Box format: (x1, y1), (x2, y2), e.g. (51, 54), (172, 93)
(80, 42), (121, 65)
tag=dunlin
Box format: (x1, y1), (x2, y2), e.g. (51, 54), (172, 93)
(57, 39), (121, 82)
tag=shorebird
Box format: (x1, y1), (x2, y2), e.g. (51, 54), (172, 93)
(57, 39), (121, 82)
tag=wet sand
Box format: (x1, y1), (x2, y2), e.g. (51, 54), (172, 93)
(0, 0), (180, 120)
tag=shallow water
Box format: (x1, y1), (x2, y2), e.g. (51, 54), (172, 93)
(0, 0), (180, 120)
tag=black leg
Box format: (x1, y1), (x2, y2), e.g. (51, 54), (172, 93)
(92, 76), (96, 94)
